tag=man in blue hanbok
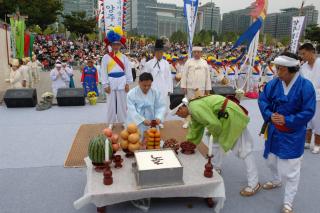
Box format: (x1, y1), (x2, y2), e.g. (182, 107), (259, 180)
(258, 52), (316, 213)
(127, 72), (166, 135)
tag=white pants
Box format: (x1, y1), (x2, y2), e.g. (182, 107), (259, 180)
(106, 90), (127, 124)
(307, 101), (320, 135)
(210, 128), (259, 188)
(266, 153), (302, 206)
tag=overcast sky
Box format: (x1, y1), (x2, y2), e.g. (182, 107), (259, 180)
(158, 0), (320, 23)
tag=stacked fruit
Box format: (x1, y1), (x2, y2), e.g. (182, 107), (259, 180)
(120, 123), (141, 152)
(103, 128), (120, 152)
(145, 127), (161, 150)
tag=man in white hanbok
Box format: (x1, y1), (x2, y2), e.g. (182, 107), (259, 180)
(50, 62), (69, 97)
(299, 43), (320, 154)
(143, 39), (173, 128)
(101, 27), (133, 129)
(9, 59), (23, 89)
(20, 58), (33, 88)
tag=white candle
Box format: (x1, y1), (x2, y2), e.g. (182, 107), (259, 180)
(105, 138), (109, 161)
(208, 135), (213, 156)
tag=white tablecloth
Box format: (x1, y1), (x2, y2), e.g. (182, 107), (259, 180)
(74, 150), (226, 213)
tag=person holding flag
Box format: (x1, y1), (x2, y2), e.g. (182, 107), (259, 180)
(101, 26), (133, 129)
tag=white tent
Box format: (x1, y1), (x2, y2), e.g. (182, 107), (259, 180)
(0, 21), (11, 92)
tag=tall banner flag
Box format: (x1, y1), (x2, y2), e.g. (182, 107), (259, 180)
(9, 18), (17, 58)
(184, 0), (199, 57)
(290, 16), (305, 53)
(16, 19), (25, 59)
(102, 0), (124, 32)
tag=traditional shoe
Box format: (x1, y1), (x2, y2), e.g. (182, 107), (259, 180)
(182, 122), (189, 129)
(240, 183), (261, 197)
(311, 145), (320, 154)
(281, 204), (294, 213)
(214, 168), (222, 175)
(262, 181), (282, 190)
(108, 124), (113, 129)
(304, 143), (311, 149)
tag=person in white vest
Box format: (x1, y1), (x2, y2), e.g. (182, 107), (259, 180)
(20, 58), (33, 88)
(180, 46), (212, 128)
(101, 26), (133, 129)
(29, 55), (42, 85)
(50, 61), (69, 97)
(299, 43), (320, 154)
(143, 39), (173, 128)
(9, 59), (23, 89)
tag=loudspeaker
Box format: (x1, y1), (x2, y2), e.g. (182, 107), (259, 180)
(4, 89), (37, 108)
(211, 86), (236, 97)
(56, 88), (85, 106)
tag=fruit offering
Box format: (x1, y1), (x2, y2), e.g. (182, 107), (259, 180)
(163, 138), (180, 153)
(120, 123), (141, 152)
(102, 128), (120, 153)
(88, 135), (113, 165)
(146, 127), (161, 150)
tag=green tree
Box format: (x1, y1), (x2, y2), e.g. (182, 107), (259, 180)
(0, 0), (62, 29)
(43, 26), (55, 35)
(220, 32), (239, 43)
(280, 36), (290, 46)
(170, 30), (187, 43)
(193, 30), (213, 45)
(63, 11), (96, 37)
(305, 24), (320, 43)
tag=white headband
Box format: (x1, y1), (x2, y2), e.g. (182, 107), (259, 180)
(192, 46), (203, 52)
(170, 98), (189, 115)
(272, 55), (300, 67)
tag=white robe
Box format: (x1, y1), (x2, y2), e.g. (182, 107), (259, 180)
(143, 58), (173, 114)
(9, 69), (23, 89)
(20, 65), (33, 88)
(50, 68), (69, 96)
(101, 52), (133, 124)
(127, 86), (166, 134)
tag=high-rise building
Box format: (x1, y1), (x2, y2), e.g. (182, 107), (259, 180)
(126, 1), (221, 37)
(155, 3), (186, 38)
(198, 2), (221, 34)
(62, 0), (95, 18)
(129, 0), (157, 36)
(222, 7), (252, 34)
(263, 5), (319, 39)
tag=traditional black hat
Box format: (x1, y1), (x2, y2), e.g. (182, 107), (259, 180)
(154, 39), (164, 51)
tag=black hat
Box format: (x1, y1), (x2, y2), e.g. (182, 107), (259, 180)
(154, 39), (164, 51)
(169, 95), (188, 115)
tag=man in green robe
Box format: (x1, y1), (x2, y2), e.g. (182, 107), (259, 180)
(170, 95), (260, 196)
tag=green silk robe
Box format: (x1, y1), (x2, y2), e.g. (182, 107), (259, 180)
(186, 95), (249, 152)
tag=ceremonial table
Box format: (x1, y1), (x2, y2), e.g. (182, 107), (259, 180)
(74, 150), (226, 213)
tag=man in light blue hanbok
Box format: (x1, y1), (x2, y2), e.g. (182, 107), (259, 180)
(127, 72), (166, 135)
(258, 52), (316, 213)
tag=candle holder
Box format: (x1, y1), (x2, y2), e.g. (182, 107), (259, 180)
(103, 161), (113, 185)
(113, 155), (123, 169)
(204, 155), (214, 178)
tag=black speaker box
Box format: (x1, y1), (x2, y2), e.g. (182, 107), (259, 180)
(211, 86), (236, 97)
(4, 89), (37, 108)
(56, 88), (85, 106)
